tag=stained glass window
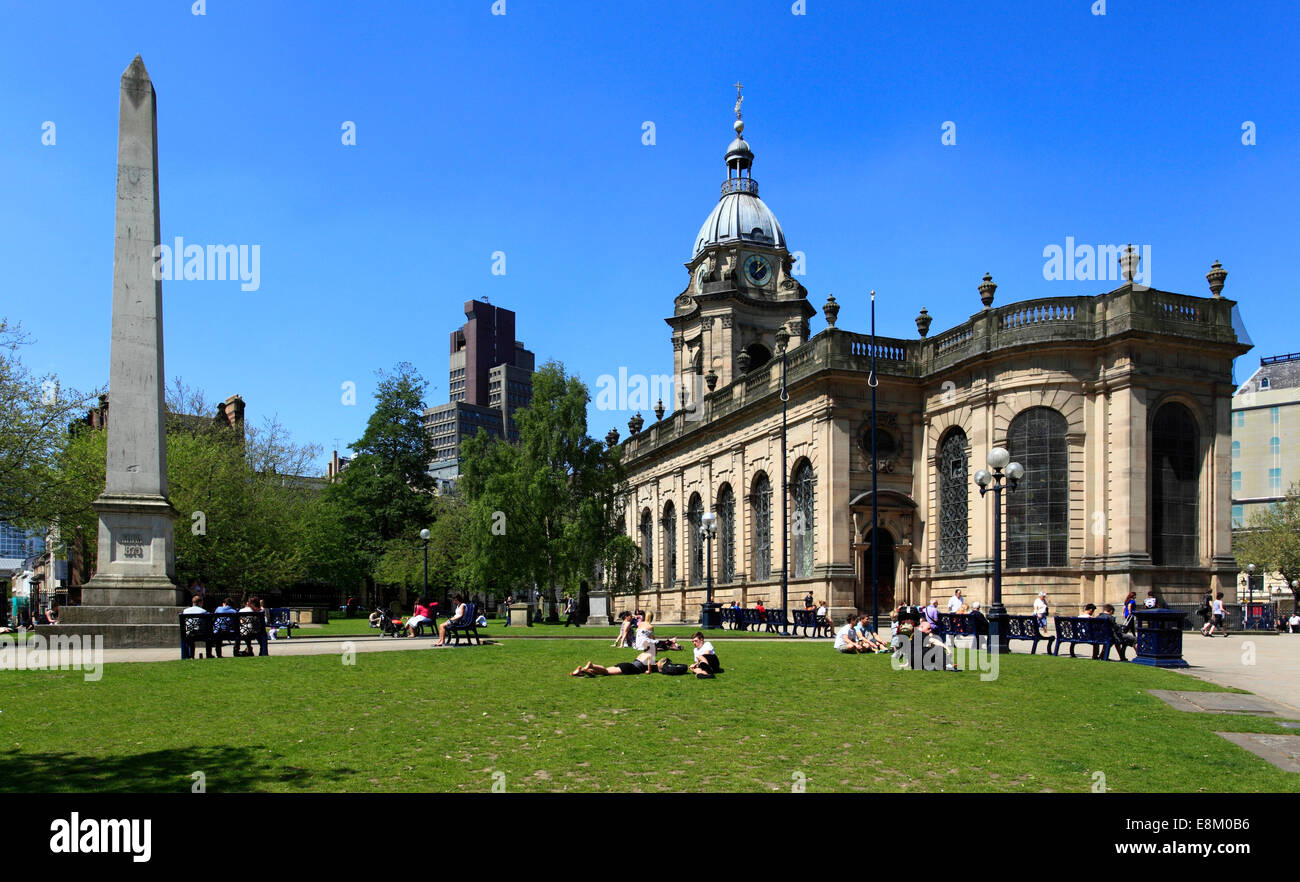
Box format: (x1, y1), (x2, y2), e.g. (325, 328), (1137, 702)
(793, 460), (815, 579)
(752, 473), (771, 580)
(1151, 403), (1199, 566)
(1006, 407), (1069, 568)
(663, 502), (676, 590)
(718, 484), (735, 584)
(938, 429), (969, 572)
(639, 509), (653, 590)
(688, 493), (703, 586)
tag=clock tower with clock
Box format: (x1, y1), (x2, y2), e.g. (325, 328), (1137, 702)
(667, 88), (816, 411)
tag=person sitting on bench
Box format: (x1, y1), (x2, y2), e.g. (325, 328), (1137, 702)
(434, 593), (467, 646)
(405, 598), (435, 638)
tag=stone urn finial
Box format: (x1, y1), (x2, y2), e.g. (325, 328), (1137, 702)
(628, 412), (644, 435)
(1120, 244), (1139, 283)
(705, 368), (718, 391)
(978, 273), (997, 309)
(605, 428), (620, 447)
(775, 326), (791, 354)
(1207, 260), (1228, 298)
(823, 293), (840, 328)
(654, 398), (665, 421)
(736, 349), (752, 374)
(916, 307), (932, 338)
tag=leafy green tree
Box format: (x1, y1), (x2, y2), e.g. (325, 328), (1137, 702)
(460, 361), (628, 611)
(327, 363), (436, 558)
(1234, 484), (1300, 609)
(1, 319), (97, 527)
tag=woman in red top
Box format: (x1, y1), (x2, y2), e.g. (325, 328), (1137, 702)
(406, 598), (434, 637)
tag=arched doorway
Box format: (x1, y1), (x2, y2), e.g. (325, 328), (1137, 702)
(860, 527), (895, 623)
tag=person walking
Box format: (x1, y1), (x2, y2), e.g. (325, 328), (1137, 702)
(1202, 592), (1227, 637)
(563, 593), (581, 628)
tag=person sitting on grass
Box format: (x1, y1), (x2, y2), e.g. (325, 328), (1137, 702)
(434, 593), (468, 646)
(853, 613), (890, 652)
(689, 632), (723, 678)
(834, 614), (869, 654)
(405, 598), (435, 638)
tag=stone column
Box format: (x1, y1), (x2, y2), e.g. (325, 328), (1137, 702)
(57, 57), (183, 649)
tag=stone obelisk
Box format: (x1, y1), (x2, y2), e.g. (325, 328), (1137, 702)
(56, 56), (184, 648)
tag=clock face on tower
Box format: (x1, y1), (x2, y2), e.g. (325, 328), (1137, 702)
(743, 254), (771, 286)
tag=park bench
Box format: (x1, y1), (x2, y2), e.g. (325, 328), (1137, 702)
(1052, 616), (1127, 660)
(720, 607), (737, 629)
(739, 608), (764, 631)
(179, 611), (268, 659)
(1004, 614), (1055, 653)
(936, 612), (977, 644)
(443, 602), (482, 646)
(791, 609), (824, 638)
(764, 608), (789, 634)
(267, 607), (300, 639)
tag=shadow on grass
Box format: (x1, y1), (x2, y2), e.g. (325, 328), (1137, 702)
(0, 745), (361, 793)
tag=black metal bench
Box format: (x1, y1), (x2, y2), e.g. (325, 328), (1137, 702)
(442, 603), (482, 646)
(791, 609), (824, 637)
(179, 612), (268, 659)
(764, 608), (788, 634)
(936, 612), (977, 643)
(739, 608), (764, 631)
(267, 607), (300, 638)
(720, 607), (737, 629)
(1052, 616), (1127, 660)
(1004, 614), (1054, 653)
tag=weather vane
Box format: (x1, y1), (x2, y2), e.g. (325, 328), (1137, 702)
(734, 81), (744, 120)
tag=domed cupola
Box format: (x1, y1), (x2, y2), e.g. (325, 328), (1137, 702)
(692, 97), (786, 258)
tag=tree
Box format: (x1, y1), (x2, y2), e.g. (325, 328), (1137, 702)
(460, 361), (629, 611)
(1233, 484), (1300, 610)
(0, 319), (98, 527)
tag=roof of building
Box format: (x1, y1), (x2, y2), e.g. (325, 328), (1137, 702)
(692, 112), (786, 259)
(1236, 353), (1300, 395)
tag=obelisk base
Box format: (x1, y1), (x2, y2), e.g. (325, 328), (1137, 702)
(60, 493), (185, 648)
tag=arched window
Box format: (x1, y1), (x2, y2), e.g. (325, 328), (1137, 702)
(1006, 407), (1069, 568)
(639, 509), (653, 590)
(938, 429), (969, 572)
(1151, 402), (1200, 566)
(793, 460), (815, 579)
(717, 484), (735, 583)
(688, 493), (704, 586)
(752, 473), (771, 580)
(662, 502), (676, 590)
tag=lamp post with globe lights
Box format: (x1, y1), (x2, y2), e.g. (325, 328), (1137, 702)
(700, 511), (720, 628)
(973, 447), (1024, 654)
(420, 528), (431, 601)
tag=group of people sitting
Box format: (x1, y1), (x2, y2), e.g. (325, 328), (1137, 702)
(370, 594), (473, 645)
(181, 593), (273, 656)
(832, 612), (891, 653)
(575, 616), (722, 679)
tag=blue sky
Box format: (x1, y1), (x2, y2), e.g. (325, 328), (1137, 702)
(2, 0), (1295, 471)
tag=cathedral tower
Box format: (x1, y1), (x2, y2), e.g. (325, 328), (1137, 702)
(667, 86), (816, 410)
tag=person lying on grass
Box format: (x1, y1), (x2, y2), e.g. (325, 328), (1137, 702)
(572, 632), (657, 677)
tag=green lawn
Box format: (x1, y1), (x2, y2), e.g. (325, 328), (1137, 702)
(307, 617), (787, 640)
(1, 639), (1295, 793)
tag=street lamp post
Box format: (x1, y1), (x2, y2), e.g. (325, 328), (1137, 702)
(700, 511), (718, 628)
(776, 326), (791, 634)
(419, 528), (430, 601)
(973, 447), (1023, 655)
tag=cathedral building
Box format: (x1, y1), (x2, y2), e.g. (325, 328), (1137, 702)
(618, 100), (1249, 623)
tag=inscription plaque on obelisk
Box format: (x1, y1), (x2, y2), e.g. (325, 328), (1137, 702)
(53, 56), (185, 648)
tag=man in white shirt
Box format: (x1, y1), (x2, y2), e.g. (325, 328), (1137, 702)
(689, 631), (722, 677)
(1033, 592), (1049, 630)
(180, 594), (208, 659)
(1289, 613), (1300, 634)
(834, 614), (867, 653)
(947, 589), (965, 613)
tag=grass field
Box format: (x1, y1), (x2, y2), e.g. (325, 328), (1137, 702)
(1, 639), (1296, 793)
